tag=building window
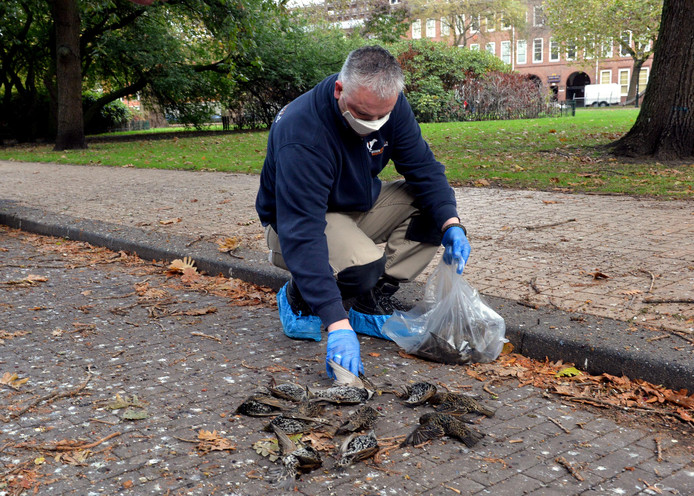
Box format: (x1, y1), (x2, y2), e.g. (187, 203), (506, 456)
(533, 5), (544, 26)
(619, 69), (630, 96)
(638, 67), (649, 91)
(501, 40), (511, 64)
(602, 39), (613, 58)
(501, 14), (512, 30)
(412, 19), (421, 39)
(470, 14), (480, 33)
(549, 39), (559, 61)
(533, 38), (543, 63)
(566, 42), (576, 61)
(600, 70), (611, 84)
(620, 32), (631, 57)
(486, 42), (495, 55)
(440, 17), (449, 36)
(470, 43), (480, 51)
(426, 18), (436, 38)
(486, 14), (495, 32)
(516, 40), (527, 64)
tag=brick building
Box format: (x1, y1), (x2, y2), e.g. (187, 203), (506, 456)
(403, 0), (653, 105)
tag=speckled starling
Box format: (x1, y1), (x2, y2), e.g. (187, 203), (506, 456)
(268, 425), (322, 489)
(268, 377), (309, 402)
(398, 382), (438, 406)
(263, 401), (330, 434)
(401, 412), (484, 448)
(335, 405), (381, 435)
(428, 392), (496, 417)
(234, 391), (285, 417)
(309, 385), (372, 405)
(336, 430), (379, 468)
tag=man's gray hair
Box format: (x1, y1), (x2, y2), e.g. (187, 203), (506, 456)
(338, 45), (405, 100)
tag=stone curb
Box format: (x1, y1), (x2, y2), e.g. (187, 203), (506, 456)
(2, 199), (692, 391)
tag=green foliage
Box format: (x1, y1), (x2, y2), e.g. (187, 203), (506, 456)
(543, 0), (661, 61)
(83, 91), (132, 135)
(386, 40), (509, 122)
(360, 0), (411, 43)
(0, 0), (282, 141)
(227, 18), (363, 128)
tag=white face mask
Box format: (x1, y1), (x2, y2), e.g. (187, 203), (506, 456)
(342, 110), (390, 136)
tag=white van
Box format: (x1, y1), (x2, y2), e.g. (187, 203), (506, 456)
(584, 84), (622, 106)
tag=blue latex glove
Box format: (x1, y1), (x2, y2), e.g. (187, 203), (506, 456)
(326, 329), (363, 379)
(442, 226), (471, 274)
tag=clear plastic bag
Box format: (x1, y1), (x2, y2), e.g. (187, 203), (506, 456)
(382, 260), (507, 365)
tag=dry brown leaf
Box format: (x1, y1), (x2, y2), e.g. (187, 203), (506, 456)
(302, 431), (335, 451)
(167, 257), (197, 274)
(174, 306), (217, 316)
(3, 274), (48, 286)
(159, 217), (182, 225)
(180, 267), (201, 285)
(589, 270), (610, 280)
(216, 236), (241, 253)
(1, 371), (30, 389)
(196, 429), (236, 453)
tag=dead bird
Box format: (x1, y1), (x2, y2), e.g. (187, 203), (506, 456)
(309, 360), (374, 405)
(263, 401), (330, 434)
(335, 405), (381, 435)
(268, 425), (322, 489)
(427, 392), (496, 417)
(235, 391), (285, 417)
(335, 430), (379, 468)
(401, 412), (484, 448)
(268, 377), (309, 402)
(397, 382), (438, 406)
(309, 385), (372, 405)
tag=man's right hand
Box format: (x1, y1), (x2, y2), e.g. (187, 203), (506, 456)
(326, 328), (363, 379)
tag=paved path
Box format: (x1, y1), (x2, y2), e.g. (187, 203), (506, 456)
(2, 161), (692, 335)
(1, 227), (692, 495)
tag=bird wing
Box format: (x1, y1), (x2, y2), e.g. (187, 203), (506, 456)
(271, 424), (297, 455)
(328, 359), (365, 388)
(402, 422), (445, 446)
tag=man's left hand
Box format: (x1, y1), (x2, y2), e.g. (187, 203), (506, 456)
(442, 226), (470, 274)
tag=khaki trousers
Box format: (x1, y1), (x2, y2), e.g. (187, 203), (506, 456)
(265, 180), (440, 283)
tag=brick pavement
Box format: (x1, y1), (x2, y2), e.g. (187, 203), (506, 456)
(1, 161), (692, 337)
(1, 227), (693, 495)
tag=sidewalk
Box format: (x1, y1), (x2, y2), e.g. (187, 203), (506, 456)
(1, 225), (693, 496)
(1, 161), (693, 390)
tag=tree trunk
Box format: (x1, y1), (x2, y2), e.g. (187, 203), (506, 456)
(626, 57), (645, 103)
(611, 0), (694, 160)
(52, 0), (86, 150)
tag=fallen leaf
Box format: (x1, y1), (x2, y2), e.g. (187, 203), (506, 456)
(1, 371), (30, 389)
(173, 306), (217, 316)
(368, 353), (381, 357)
(159, 217), (182, 225)
(196, 429), (236, 453)
(122, 407), (148, 420)
(302, 431), (335, 451)
(589, 271), (610, 280)
(216, 237), (241, 253)
(180, 267), (201, 285)
(167, 257), (196, 274)
(555, 367), (582, 378)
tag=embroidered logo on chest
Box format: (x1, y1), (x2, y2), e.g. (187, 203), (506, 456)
(366, 139), (388, 156)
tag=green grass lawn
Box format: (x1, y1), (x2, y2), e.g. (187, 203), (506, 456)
(1, 107), (692, 198)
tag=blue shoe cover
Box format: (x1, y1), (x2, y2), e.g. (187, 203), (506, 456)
(348, 308), (393, 341)
(277, 283), (322, 341)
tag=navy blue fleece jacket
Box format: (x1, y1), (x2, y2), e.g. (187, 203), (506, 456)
(256, 74), (458, 327)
